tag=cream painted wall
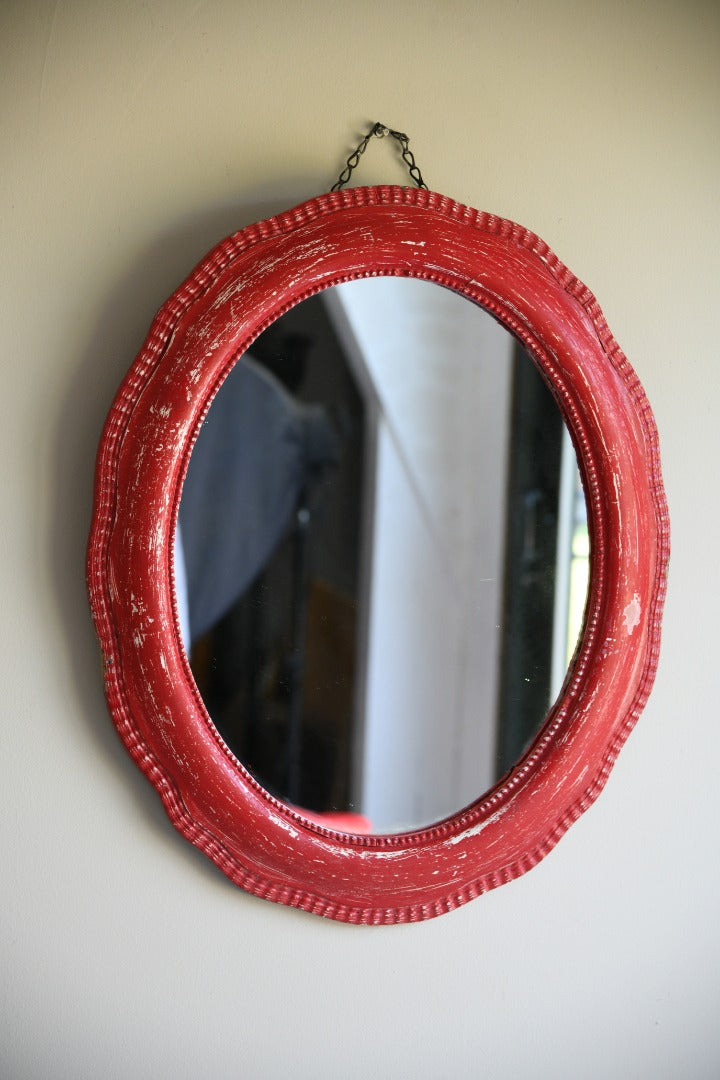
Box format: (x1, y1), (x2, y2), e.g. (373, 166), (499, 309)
(2, 2), (718, 1077)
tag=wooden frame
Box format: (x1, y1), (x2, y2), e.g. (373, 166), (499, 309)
(87, 186), (669, 923)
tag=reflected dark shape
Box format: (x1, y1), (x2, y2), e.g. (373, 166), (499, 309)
(180, 356), (340, 642)
(180, 291), (366, 814)
(496, 351), (564, 777)
(177, 280), (588, 834)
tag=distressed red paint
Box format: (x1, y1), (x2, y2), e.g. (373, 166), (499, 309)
(87, 186), (669, 923)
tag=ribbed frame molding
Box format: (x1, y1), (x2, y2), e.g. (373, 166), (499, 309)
(87, 187), (669, 924)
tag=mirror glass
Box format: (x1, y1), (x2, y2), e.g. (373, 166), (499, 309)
(175, 279), (589, 834)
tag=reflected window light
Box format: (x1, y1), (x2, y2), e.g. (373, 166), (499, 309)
(551, 427), (589, 700)
(566, 481), (590, 668)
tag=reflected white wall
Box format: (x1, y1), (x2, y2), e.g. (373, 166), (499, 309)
(327, 280), (513, 830)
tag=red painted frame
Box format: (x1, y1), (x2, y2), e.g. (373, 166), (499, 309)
(87, 186), (669, 923)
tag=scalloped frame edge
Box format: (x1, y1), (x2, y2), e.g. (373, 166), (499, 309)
(87, 186), (669, 923)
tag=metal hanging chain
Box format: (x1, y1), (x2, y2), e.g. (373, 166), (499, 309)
(331, 122), (429, 192)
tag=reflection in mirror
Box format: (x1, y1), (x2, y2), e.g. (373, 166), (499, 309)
(175, 279), (589, 834)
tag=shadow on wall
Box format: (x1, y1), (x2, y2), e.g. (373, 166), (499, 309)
(49, 176), (324, 882)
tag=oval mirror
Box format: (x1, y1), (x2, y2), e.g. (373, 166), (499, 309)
(88, 186), (668, 923)
(177, 278), (589, 835)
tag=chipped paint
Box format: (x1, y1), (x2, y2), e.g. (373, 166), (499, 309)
(623, 593), (641, 635)
(447, 805), (509, 844)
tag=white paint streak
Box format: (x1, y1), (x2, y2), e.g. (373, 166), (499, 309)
(623, 593), (641, 635)
(270, 817), (300, 841)
(447, 805), (509, 844)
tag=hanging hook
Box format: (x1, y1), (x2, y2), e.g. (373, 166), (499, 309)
(331, 122), (428, 192)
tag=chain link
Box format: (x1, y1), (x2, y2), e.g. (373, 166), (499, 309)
(331, 122), (429, 192)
